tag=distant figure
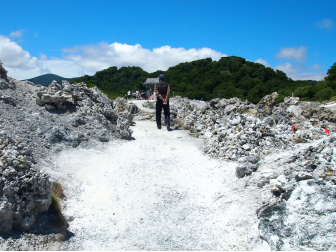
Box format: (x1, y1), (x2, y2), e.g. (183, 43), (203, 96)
(154, 74), (170, 130)
(127, 90), (131, 99)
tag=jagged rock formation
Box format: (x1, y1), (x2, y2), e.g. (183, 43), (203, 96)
(0, 64), (136, 236)
(258, 179), (336, 250)
(167, 95), (335, 162)
(161, 95), (336, 250)
(0, 60), (8, 81)
(254, 136), (336, 250)
(1, 57), (336, 249)
(35, 80), (133, 140)
(0, 61), (12, 91)
(0, 131), (51, 235)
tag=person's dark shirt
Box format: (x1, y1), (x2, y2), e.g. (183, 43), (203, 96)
(154, 81), (170, 101)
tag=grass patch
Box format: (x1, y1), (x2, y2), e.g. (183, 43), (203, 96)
(320, 96), (336, 104)
(50, 182), (67, 229)
(51, 182), (64, 198)
(293, 138), (306, 144)
(86, 83), (96, 88)
(147, 102), (155, 109)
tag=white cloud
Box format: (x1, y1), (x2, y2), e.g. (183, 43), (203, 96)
(2, 40), (226, 79)
(255, 58), (271, 68)
(276, 46), (308, 62)
(0, 35), (37, 70)
(275, 62), (326, 81)
(63, 42), (227, 73)
(40, 58), (94, 77)
(5, 58), (94, 80)
(0, 36), (93, 79)
(39, 53), (47, 60)
(316, 18), (334, 30)
(0, 36), (327, 82)
(9, 29), (26, 38)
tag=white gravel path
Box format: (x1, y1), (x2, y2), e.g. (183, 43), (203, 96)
(51, 118), (264, 250)
(321, 102), (336, 111)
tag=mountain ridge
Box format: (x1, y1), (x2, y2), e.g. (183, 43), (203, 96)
(25, 73), (78, 86)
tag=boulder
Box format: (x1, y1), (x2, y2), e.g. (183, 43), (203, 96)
(258, 180), (336, 250)
(256, 92), (278, 118)
(236, 155), (259, 178)
(0, 94), (15, 105)
(283, 96), (300, 105)
(287, 105), (302, 117)
(0, 60), (8, 80)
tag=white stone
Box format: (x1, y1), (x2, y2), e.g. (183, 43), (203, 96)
(242, 144), (251, 150)
(286, 105), (302, 117)
(203, 131), (213, 139)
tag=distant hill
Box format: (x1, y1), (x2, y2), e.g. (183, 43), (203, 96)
(25, 74), (78, 86)
(75, 56), (322, 103)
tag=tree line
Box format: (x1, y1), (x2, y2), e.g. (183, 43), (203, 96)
(74, 56), (336, 103)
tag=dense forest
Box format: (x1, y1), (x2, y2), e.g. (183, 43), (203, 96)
(74, 56), (336, 103)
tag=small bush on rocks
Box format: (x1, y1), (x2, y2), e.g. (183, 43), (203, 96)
(293, 138), (306, 143)
(50, 183), (67, 229)
(51, 182), (64, 198)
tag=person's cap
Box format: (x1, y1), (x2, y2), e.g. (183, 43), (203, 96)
(159, 74), (165, 79)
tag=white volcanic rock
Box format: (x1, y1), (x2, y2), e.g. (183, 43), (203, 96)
(0, 130), (51, 235)
(1, 60), (336, 250)
(0, 68), (135, 237)
(167, 95), (336, 250)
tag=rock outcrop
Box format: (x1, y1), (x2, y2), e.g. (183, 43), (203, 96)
(0, 60), (8, 81)
(0, 65), (134, 236)
(162, 94), (336, 250)
(0, 131), (51, 235)
(34, 80), (133, 141)
(1, 58), (336, 250)
(167, 95), (335, 163)
(253, 135), (336, 250)
(0, 60), (10, 90)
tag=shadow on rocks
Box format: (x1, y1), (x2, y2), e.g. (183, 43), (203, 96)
(44, 102), (77, 114)
(0, 207), (73, 242)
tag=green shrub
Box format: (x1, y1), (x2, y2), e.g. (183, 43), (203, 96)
(51, 182), (64, 198)
(86, 83), (95, 88)
(50, 182), (67, 229)
(315, 87), (333, 101)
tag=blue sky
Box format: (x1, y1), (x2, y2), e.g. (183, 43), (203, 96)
(1, 0), (335, 80)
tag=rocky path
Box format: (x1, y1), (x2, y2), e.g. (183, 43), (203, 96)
(51, 119), (264, 250)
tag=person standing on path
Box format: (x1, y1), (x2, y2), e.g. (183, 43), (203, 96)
(154, 74), (170, 130)
(127, 90), (131, 99)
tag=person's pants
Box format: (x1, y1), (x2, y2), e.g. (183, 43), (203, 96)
(156, 99), (170, 128)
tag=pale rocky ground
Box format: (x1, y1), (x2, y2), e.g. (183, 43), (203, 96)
(50, 119), (265, 250)
(1, 62), (336, 250)
(322, 101), (336, 112)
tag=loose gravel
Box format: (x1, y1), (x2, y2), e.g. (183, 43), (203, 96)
(50, 119), (265, 250)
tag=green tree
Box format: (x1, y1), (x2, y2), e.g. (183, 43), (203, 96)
(294, 85), (315, 99)
(325, 62), (336, 89)
(315, 87), (333, 101)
